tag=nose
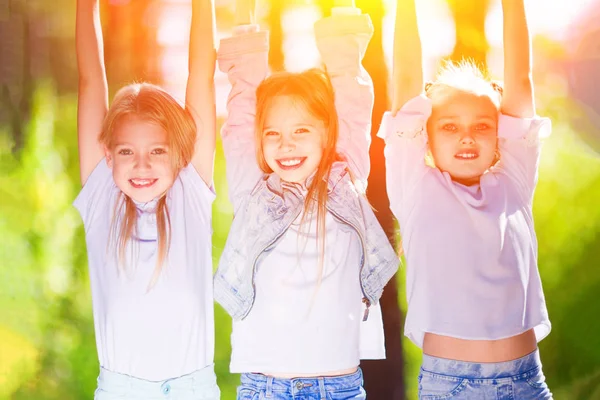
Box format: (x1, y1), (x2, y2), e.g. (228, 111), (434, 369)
(134, 153), (151, 170)
(279, 136), (295, 152)
(460, 133), (475, 145)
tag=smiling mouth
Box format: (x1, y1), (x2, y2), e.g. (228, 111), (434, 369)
(454, 151), (479, 160)
(276, 157), (306, 170)
(129, 178), (158, 188)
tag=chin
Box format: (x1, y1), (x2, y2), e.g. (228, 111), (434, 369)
(276, 171), (308, 184)
(451, 171), (484, 185)
(126, 192), (159, 203)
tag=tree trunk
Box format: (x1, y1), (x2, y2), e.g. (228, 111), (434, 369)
(318, 0), (406, 398)
(355, 0), (405, 398)
(446, 0), (491, 68)
(267, 0), (285, 72)
(105, 0), (160, 87)
(0, 0), (33, 153)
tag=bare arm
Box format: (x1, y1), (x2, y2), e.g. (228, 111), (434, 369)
(76, 0), (109, 185)
(391, 0), (423, 114)
(186, 0), (217, 185)
(501, 0), (535, 118)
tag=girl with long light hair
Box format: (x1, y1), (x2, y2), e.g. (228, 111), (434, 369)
(74, 0), (220, 398)
(214, 0), (399, 398)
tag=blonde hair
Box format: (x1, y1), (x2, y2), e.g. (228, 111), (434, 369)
(255, 69), (340, 288)
(423, 60), (503, 167)
(100, 83), (196, 285)
(425, 60), (503, 107)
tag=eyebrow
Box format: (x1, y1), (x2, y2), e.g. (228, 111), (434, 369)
(435, 115), (496, 122)
(114, 142), (169, 147)
(263, 123), (317, 130)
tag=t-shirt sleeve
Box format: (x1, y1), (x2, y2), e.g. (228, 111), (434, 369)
(495, 115), (552, 201)
(175, 163), (217, 223)
(376, 95), (432, 218)
(73, 158), (116, 228)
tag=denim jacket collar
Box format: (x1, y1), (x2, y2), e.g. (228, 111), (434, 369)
(265, 161), (350, 198)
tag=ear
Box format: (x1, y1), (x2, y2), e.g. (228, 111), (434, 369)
(490, 81), (504, 95)
(104, 146), (114, 168)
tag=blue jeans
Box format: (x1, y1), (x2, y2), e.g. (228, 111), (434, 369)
(418, 350), (552, 399)
(94, 364), (220, 400)
(237, 368), (366, 400)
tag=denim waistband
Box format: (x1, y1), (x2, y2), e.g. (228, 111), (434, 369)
(241, 368), (363, 397)
(97, 363), (218, 397)
(421, 350), (542, 381)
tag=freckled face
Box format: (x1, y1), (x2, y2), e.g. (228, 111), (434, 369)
(427, 88), (499, 186)
(105, 116), (175, 202)
(261, 95), (326, 183)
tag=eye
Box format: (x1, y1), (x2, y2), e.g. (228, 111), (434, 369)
(442, 124), (457, 132)
(151, 148), (167, 155)
(118, 148), (133, 155)
(264, 130), (279, 137)
(474, 123), (491, 131)
(294, 128), (310, 134)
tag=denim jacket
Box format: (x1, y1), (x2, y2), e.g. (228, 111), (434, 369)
(214, 11), (399, 321)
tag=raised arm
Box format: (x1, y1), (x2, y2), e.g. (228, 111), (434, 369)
(377, 0), (430, 217)
(76, 0), (109, 185)
(217, 0), (267, 213)
(391, 0), (423, 114)
(501, 0), (535, 118)
(314, 0), (374, 183)
(186, 0), (217, 185)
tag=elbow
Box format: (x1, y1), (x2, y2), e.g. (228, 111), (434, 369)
(516, 74), (533, 93)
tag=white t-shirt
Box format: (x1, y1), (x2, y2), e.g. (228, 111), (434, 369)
(74, 159), (216, 381)
(378, 95), (552, 348)
(230, 212), (386, 374)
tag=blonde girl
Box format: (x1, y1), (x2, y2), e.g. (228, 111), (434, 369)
(74, 0), (220, 398)
(379, 0), (553, 398)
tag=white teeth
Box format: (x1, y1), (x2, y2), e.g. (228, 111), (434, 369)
(131, 179), (153, 186)
(456, 153), (477, 159)
(280, 158), (302, 167)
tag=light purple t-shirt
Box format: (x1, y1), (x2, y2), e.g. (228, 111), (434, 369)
(74, 159), (216, 380)
(378, 95), (552, 348)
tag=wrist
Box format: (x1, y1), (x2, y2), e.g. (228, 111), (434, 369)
(233, 24), (260, 35)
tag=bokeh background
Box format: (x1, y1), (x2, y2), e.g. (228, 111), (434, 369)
(1, 0), (600, 399)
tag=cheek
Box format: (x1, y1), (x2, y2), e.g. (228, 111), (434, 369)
(429, 135), (451, 156)
(261, 140), (277, 159)
(305, 135), (325, 155)
(479, 134), (498, 150)
(111, 158), (128, 173)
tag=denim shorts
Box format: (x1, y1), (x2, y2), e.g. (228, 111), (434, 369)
(237, 368), (365, 400)
(94, 364), (220, 400)
(418, 350), (552, 399)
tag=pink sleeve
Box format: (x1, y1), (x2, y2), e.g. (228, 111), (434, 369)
(377, 95), (431, 215)
(495, 115), (552, 202)
(314, 11), (374, 185)
(217, 28), (269, 214)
